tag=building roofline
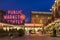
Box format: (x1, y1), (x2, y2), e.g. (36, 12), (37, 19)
(32, 11), (52, 14)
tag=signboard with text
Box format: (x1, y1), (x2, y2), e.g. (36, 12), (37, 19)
(4, 10), (26, 25)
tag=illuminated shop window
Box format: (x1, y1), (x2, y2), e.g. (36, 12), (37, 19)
(6, 27), (9, 31)
(40, 19), (43, 24)
(36, 15), (39, 17)
(31, 18), (35, 23)
(48, 17), (51, 19)
(3, 27), (6, 31)
(17, 27), (21, 30)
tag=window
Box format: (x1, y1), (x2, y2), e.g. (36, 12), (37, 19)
(40, 19), (43, 24)
(48, 17), (51, 19)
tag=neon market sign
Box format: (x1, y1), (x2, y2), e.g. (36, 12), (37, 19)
(4, 10), (26, 25)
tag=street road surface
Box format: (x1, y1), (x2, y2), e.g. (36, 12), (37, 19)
(0, 34), (60, 40)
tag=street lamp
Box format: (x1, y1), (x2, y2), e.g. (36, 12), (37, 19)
(50, 9), (52, 11)
(55, 0), (56, 3)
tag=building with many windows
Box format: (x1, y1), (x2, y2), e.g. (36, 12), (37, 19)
(24, 11), (53, 34)
(52, 0), (60, 19)
(31, 11), (52, 26)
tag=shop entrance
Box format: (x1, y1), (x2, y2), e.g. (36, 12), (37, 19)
(25, 27), (43, 35)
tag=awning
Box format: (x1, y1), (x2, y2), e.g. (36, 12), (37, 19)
(24, 23), (43, 27)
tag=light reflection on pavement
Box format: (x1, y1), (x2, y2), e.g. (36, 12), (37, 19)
(0, 34), (60, 40)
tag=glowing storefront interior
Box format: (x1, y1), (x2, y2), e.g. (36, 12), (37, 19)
(24, 23), (43, 34)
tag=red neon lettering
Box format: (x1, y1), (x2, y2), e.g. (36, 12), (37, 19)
(8, 10), (11, 14)
(8, 10), (23, 14)
(13, 10), (16, 14)
(4, 16), (7, 19)
(5, 10), (26, 24)
(9, 15), (13, 19)
(7, 20), (9, 23)
(12, 20), (15, 23)
(8, 10), (14, 14)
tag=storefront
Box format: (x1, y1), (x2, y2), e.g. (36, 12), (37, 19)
(3, 25), (25, 31)
(24, 23), (43, 34)
(0, 23), (25, 31)
(45, 19), (60, 36)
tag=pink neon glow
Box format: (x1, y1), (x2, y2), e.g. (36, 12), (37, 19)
(4, 10), (26, 24)
(8, 10), (22, 14)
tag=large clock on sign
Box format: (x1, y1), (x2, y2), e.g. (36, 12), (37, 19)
(20, 14), (25, 20)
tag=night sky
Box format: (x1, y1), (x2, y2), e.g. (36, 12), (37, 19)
(0, 0), (55, 23)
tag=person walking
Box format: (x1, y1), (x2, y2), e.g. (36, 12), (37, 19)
(52, 28), (57, 37)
